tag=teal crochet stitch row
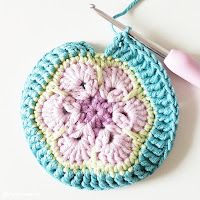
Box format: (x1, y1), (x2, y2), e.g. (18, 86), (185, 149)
(21, 29), (179, 190)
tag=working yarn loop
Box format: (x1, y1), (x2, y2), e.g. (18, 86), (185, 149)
(21, 0), (179, 190)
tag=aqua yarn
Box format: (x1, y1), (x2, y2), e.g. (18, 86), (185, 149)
(21, 1), (179, 190)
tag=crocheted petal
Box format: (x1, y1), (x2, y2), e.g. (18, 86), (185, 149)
(99, 67), (133, 102)
(60, 62), (98, 100)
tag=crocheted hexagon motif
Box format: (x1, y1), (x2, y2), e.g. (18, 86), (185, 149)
(21, 31), (179, 190)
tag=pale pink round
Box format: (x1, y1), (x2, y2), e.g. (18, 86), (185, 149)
(60, 62), (98, 100)
(99, 67), (133, 102)
(40, 62), (148, 166)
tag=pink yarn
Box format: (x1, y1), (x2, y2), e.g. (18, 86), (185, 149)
(58, 123), (95, 165)
(41, 62), (148, 165)
(95, 125), (132, 164)
(42, 94), (79, 132)
(60, 62), (98, 100)
(99, 67), (133, 102)
(113, 98), (148, 132)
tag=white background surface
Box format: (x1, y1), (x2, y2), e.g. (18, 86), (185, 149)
(0, 0), (200, 199)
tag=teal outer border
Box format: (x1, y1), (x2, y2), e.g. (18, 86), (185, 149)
(21, 31), (179, 190)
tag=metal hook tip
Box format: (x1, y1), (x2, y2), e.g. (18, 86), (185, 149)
(89, 4), (96, 9)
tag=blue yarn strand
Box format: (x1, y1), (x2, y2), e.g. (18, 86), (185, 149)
(112, 0), (141, 33)
(113, 0), (141, 19)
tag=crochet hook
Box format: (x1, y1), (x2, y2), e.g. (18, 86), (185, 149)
(90, 4), (200, 88)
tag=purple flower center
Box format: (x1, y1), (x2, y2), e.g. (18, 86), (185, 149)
(78, 92), (113, 130)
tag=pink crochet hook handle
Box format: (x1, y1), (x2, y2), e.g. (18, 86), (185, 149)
(90, 4), (200, 88)
(164, 50), (200, 88)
